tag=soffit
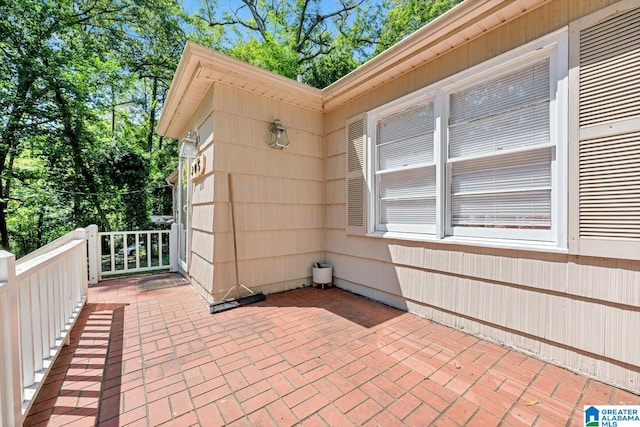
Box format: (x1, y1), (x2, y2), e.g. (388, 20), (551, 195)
(321, 0), (551, 111)
(157, 42), (323, 140)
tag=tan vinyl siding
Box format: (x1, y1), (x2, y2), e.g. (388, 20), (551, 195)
(190, 229), (214, 263)
(211, 139), (324, 181)
(163, 0), (639, 393)
(191, 205), (214, 233)
(325, 127), (347, 232)
(325, 152), (344, 183)
(324, 0), (640, 392)
(183, 89), (215, 300)
(212, 172), (324, 205)
(206, 84), (325, 300)
(212, 84), (323, 138)
(212, 253), (322, 296)
(189, 251), (215, 303)
(211, 203), (324, 233)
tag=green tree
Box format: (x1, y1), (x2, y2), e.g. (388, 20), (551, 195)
(191, 0), (384, 88)
(374, 0), (464, 55)
(119, 0), (186, 153)
(0, 0), (184, 251)
(302, 42), (359, 89)
(6, 150), (74, 257)
(0, 0), (462, 255)
(0, 0), (106, 248)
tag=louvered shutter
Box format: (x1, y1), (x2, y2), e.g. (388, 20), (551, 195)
(574, 3), (640, 259)
(346, 114), (367, 235)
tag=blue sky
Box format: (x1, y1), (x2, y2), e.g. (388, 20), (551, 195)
(182, 0), (199, 13)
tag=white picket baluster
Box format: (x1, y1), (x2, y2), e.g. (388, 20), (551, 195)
(19, 275), (34, 388)
(95, 229), (175, 278)
(0, 251), (23, 426)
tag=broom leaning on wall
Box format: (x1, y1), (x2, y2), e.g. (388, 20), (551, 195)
(209, 173), (266, 314)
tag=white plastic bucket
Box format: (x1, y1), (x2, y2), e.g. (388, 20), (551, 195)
(312, 263), (332, 284)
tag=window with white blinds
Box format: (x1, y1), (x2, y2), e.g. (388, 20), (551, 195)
(447, 59), (554, 240)
(375, 101), (436, 232)
(449, 59), (550, 158)
(365, 30), (567, 246)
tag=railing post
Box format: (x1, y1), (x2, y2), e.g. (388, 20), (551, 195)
(74, 228), (89, 305)
(0, 250), (23, 426)
(170, 222), (179, 272)
(86, 225), (99, 285)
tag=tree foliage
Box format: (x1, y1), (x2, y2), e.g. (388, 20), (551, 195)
(375, 0), (464, 54)
(0, 0), (460, 256)
(187, 0), (461, 88)
(190, 0), (384, 87)
(0, 0), (185, 255)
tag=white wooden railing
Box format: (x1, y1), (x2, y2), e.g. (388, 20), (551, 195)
(0, 223), (179, 425)
(88, 223), (178, 283)
(0, 228), (88, 426)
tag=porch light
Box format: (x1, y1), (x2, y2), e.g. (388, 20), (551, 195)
(268, 119), (289, 149)
(179, 131), (199, 158)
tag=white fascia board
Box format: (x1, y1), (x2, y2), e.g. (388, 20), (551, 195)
(157, 42), (322, 139)
(321, 0), (551, 110)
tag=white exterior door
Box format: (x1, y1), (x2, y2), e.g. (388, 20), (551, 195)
(177, 156), (190, 272)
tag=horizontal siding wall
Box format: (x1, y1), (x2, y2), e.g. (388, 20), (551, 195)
(324, 0), (639, 393)
(208, 84), (325, 301)
(185, 88), (216, 303)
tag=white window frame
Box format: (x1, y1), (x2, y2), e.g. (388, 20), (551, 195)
(366, 28), (568, 251)
(369, 95), (439, 234)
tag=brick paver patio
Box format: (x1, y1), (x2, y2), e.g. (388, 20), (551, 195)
(24, 274), (639, 426)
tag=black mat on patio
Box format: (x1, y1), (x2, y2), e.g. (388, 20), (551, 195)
(138, 273), (189, 292)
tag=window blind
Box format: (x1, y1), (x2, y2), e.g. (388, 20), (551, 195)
(451, 149), (552, 229)
(376, 101), (435, 230)
(379, 167), (436, 225)
(377, 101), (434, 169)
(448, 58), (552, 232)
(449, 58), (550, 158)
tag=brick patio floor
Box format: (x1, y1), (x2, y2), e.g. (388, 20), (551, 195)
(24, 274), (639, 426)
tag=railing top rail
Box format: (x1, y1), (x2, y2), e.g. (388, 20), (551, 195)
(98, 230), (171, 240)
(16, 230), (78, 266)
(15, 239), (86, 279)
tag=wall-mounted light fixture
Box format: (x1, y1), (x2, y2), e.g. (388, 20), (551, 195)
(179, 130), (199, 158)
(268, 119), (289, 150)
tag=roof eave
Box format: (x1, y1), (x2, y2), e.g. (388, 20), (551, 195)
(321, 0), (551, 111)
(156, 42), (200, 139)
(157, 42), (323, 140)
(158, 0), (551, 134)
